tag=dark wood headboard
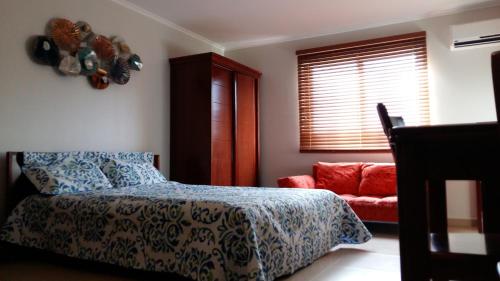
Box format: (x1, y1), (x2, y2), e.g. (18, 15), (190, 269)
(6, 152), (35, 214)
(5, 152), (160, 214)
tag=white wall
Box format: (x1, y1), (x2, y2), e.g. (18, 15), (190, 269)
(226, 7), (500, 221)
(0, 0), (222, 222)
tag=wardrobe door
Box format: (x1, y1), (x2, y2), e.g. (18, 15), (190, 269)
(170, 60), (212, 184)
(211, 66), (234, 185)
(234, 73), (257, 186)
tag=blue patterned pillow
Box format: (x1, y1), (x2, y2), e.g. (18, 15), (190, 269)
(102, 159), (167, 187)
(23, 158), (113, 195)
(23, 152), (154, 168)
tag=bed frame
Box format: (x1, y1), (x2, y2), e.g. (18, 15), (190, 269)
(2, 152), (192, 280)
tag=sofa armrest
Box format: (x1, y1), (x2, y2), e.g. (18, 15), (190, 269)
(277, 175), (316, 188)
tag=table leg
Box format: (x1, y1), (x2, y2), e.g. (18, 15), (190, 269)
(476, 181), (483, 233)
(481, 179), (500, 233)
(396, 144), (431, 281)
(428, 179), (448, 235)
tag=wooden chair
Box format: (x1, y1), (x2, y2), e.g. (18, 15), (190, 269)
(377, 103), (448, 235)
(493, 50), (500, 122)
(376, 103), (404, 159)
(490, 49), (500, 279)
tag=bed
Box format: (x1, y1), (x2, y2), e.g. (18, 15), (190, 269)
(0, 152), (371, 281)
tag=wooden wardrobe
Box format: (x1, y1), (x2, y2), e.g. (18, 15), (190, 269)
(169, 52), (261, 186)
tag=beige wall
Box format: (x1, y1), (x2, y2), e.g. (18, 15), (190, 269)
(227, 7), (500, 221)
(0, 0), (222, 222)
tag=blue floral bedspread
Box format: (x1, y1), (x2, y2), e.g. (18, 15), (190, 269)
(0, 182), (371, 281)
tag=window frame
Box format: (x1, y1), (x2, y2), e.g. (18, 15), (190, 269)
(296, 31), (430, 152)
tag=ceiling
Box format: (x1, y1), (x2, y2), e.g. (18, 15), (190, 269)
(124, 0), (499, 50)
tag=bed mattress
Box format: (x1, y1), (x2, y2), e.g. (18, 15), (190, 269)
(0, 181), (371, 281)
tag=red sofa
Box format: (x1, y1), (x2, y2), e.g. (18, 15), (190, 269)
(277, 162), (398, 223)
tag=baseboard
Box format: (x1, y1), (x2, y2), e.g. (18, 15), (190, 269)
(447, 218), (477, 228)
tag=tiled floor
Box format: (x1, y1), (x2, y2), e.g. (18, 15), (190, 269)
(0, 228), (402, 281)
(279, 225), (478, 281)
(278, 230), (400, 281)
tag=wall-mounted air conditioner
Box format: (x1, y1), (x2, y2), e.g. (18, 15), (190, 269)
(451, 18), (500, 50)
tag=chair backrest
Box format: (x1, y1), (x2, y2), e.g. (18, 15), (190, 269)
(377, 103), (405, 136)
(492, 51), (500, 122)
(377, 103), (405, 157)
(377, 103), (392, 137)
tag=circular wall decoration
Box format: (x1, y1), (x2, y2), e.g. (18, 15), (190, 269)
(32, 17), (142, 90)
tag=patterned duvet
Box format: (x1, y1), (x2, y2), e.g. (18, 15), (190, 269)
(0, 181), (371, 281)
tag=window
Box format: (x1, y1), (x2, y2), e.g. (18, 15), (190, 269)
(297, 32), (430, 151)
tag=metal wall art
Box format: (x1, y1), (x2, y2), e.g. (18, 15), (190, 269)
(32, 18), (142, 90)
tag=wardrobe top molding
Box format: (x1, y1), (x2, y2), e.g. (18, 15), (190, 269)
(169, 52), (261, 78)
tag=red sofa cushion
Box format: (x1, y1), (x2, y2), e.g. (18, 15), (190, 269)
(277, 175), (315, 188)
(315, 162), (362, 195)
(340, 194), (398, 222)
(359, 163), (397, 196)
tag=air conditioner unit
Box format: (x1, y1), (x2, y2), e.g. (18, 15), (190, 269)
(451, 19), (500, 50)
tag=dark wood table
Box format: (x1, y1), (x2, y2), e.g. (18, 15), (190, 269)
(391, 121), (500, 281)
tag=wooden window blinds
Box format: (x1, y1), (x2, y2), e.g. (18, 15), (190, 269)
(297, 31), (430, 151)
